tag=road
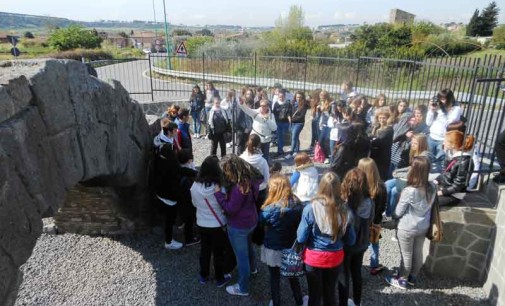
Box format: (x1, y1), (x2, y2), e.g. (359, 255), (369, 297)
(95, 59), (192, 103)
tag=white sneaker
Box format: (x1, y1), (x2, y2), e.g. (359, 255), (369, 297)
(226, 143), (232, 148)
(348, 298), (356, 306)
(225, 283), (249, 296)
(324, 158), (330, 164)
(203, 135), (208, 140)
(164, 240), (183, 250)
(193, 134), (199, 139)
(302, 295), (309, 306)
(284, 153), (293, 159)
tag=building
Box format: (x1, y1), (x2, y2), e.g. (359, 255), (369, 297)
(389, 9), (415, 24)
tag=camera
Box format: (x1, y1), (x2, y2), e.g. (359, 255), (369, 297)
(431, 95), (440, 107)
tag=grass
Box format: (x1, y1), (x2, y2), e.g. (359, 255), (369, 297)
(461, 49), (505, 59)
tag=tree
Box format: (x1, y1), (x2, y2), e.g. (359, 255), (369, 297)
(24, 31), (34, 39)
(47, 24), (103, 51)
(492, 24), (505, 49)
(195, 28), (213, 37)
(466, 9), (480, 36)
(118, 31), (129, 38)
(479, 1), (500, 36)
(172, 29), (192, 36)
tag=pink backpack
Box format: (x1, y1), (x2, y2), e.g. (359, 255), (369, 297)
(314, 142), (326, 163)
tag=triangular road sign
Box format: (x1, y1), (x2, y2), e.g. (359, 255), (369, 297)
(175, 41), (188, 55)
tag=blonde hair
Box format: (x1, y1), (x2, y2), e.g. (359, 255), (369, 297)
(262, 175), (294, 209)
(312, 172), (347, 242)
(409, 134), (429, 164)
(357, 158), (383, 200)
(320, 90), (331, 112)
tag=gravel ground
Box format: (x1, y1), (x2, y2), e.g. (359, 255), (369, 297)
(15, 138), (490, 306)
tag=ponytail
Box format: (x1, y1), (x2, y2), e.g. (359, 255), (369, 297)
(247, 134), (261, 154)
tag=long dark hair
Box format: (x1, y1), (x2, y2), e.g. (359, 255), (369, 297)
(220, 154), (258, 194)
(438, 88), (457, 114)
(195, 155), (222, 187)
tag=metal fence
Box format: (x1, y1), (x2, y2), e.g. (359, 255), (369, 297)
(90, 53), (505, 179)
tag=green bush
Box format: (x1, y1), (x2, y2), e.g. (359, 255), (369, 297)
(420, 34), (481, 56)
(48, 24), (103, 51)
(46, 49), (113, 61)
(493, 25), (505, 50)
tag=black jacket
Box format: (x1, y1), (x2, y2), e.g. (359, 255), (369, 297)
(436, 154), (474, 196)
(189, 92), (205, 112)
(373, 183), (387, 224)
(153, 143), (181, 202)
(370, 126), (394, 180)
(273, 101), (293, 122)
(291, 105), (308, 124)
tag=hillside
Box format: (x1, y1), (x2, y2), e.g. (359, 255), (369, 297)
(0, 11), (163, 30)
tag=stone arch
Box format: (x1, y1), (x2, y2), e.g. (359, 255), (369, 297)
(0, 59), (151, 304)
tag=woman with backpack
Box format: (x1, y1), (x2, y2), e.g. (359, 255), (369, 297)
(191, 156), (233, 287)
(260, 175), (306, 306)
(386, 156), (436, 289)
(339, 168), (374, 306)
(207, 97), (231, 158)
(297, 172), (356, 306)
(215, 155), (262, 296)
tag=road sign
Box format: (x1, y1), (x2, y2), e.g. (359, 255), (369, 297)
(175, 41), (188, 56)
(10, 47), (20, 57)
(7, 35), (19, 46)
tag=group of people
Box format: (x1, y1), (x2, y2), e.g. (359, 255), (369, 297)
(152, 84), (478, 305)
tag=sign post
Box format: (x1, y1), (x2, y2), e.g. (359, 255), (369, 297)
(175, 42), (188, 57)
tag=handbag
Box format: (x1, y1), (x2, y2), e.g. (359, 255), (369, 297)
(313, 141), (325, 163)
(281, 241), (305, 277)
(369, 223), (382, 243)
(426, 193), (443, 242)
(199, 109), (207, 123)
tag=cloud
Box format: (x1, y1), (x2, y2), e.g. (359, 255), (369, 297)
(334, 11), (341, 19)
(344, 12), (356, 19)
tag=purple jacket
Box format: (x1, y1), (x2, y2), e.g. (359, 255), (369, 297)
(214, 180), (260, 229)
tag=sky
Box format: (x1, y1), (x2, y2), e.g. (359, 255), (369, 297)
(1, 0), (504, 27)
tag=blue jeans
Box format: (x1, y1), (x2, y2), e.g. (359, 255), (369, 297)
(385, 178), (400, 217)
(330, 139), (336, 161)
(369, 242), (380, 268)
(277, 122), (290, 154)
(428, 136), (445, 172)
(227, 225), (257, 293)
(290, 123), (304, 155)
(261, 142), (271, 164)
(191, 110), (201, 135)
(204, 106), (212, 135)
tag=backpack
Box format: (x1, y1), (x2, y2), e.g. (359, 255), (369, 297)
(350, 199), (375, 252)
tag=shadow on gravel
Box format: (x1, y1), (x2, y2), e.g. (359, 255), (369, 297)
(113, 230), (308, 306)
(366, 288), (490, 306)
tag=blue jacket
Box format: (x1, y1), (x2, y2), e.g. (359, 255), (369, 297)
(297, 202), (356, 252)
(177, 121), (192, 150)
(260, 198), (303, 250)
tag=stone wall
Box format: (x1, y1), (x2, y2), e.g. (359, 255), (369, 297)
(0, 59), (151, 305)
(484, 184), (505, 306)
(424, 206), (497, 282)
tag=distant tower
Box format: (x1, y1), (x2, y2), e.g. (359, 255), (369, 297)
(389, 9), (415, 24)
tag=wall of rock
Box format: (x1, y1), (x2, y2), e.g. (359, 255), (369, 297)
(0, 59), (151, 305)
(423, 206), (497, 282)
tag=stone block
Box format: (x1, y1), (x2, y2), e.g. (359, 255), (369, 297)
(431, 256), (466, 277)
(466, 224), (493, 239)
(455, 247), (467, 257)
(440, 207), (464, 223)
(434, 244), (454, 258)
(464, 208), (497, 226)
(468, 252), (487, 269)
(461, 266), (482, 281)
(442, 222), (463, 243)
(456, 230), (478, 248)
(469, 238), (492, 255)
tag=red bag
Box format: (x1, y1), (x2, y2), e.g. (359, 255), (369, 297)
(314, 142), (326, 163)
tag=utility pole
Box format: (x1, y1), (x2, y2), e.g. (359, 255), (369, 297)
(152, 0), (157, 38)
(162, 0), (172, 69)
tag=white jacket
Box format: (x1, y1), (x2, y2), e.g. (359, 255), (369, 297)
(240, 151), (270, 190)
(238, 103), (277, 143)
(426, 106), (462, 141)
(191, 182), (227, 228)
(293, 166), (319, 202)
